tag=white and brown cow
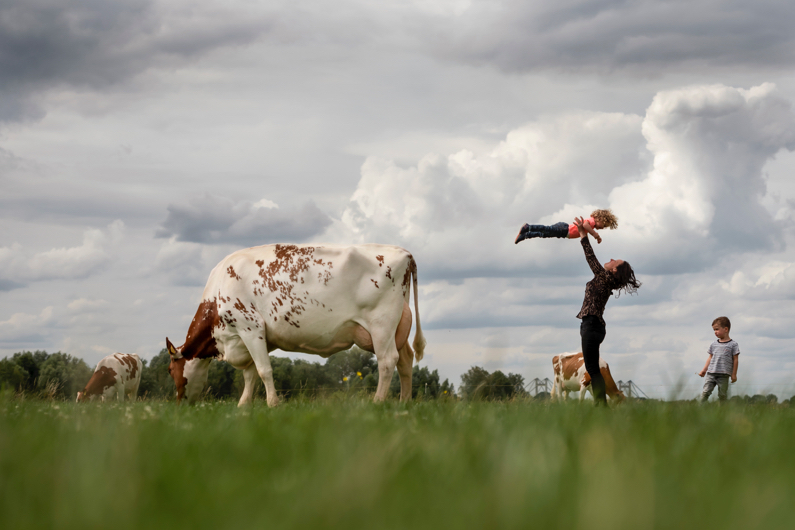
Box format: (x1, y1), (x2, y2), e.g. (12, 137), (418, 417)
(77, 353), (142, 402)
(551, 352), (625, 402)
(166, 244), (426, 406)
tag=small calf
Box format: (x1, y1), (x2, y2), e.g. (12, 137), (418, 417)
(77, 353), (142, 402)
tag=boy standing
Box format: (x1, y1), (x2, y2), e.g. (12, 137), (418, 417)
(698, 316), (740, 402)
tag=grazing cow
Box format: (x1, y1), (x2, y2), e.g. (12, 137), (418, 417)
(166, 244), (426, 406)
(77, 353), (142, 402)
(551, 352), (625, 402)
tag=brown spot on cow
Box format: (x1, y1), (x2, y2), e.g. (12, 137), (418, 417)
(227, 266), (242, 280)
(78, 366), (118, 401)
(177, 298), (222, 361)
(385, 266), (392, 281)
(376, 255), (384, 267)
(402, 256), (416, 295)
(115, 353), (139, 380)
(371, 279), (379, 288)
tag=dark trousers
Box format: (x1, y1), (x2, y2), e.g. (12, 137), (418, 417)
(525, 222), (569, 239)
(580, 315), (607, 405)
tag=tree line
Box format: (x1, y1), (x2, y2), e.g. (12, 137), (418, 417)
(0, 348), (461, 401)
(9, 349), (783, 404)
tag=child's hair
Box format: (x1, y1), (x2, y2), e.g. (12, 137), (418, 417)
(712, 316), (731, 330)
(591, 209), (618, 230)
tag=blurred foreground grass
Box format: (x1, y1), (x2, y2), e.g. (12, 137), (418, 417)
(1, 396), (794, 530)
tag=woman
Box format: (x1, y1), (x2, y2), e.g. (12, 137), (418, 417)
(574, 216), (640, 405)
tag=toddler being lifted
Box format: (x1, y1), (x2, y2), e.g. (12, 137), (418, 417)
(515, 209), (618, 245)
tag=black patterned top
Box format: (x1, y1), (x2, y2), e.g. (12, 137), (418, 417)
(576, 236), (619, 325)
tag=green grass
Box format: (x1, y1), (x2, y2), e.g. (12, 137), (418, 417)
(1, 396), (794, 530)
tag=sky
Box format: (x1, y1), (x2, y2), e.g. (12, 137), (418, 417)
(2, 0), (795, 399)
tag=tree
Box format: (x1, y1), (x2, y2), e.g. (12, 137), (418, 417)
(206, 360), (236, 398)
(37, 352), (93, 398)
(138, 349), (176, 399)
(389, 365), (455, 399)
(460, 366), (527, 400)
(0, 358), (28, 392)
(0, 351), (51, 391)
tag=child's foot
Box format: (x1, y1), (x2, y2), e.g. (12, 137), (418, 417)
(515, 224), (529, 244)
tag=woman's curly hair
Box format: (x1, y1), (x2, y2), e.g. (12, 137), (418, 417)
(591, 209), (618, 230)
(613, 261), (641, 297)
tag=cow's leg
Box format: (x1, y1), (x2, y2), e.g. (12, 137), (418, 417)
(238, 331), (279, 407)
(372, 333), (400, 402)
(117, 384), (125, 402)
(237, 363), (258, 407)
(396, 343), (413, 401)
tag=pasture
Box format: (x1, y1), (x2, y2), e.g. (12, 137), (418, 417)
(1, 396), (793, 530)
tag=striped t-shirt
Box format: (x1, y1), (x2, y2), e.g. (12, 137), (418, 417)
(707, 339), (740, 374)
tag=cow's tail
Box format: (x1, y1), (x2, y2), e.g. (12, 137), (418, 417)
(411, 257), (426, 362)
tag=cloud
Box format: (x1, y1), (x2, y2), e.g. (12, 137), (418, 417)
(0, 0), (275, 121)
(418, 0), (795, 75)
(0, 220), (124, 283)
(156, 195), (332, 246)
(0, 306), (55, 346)
(331, 83), (795, 285)
(609, 83), (795, 271)
(6, 1), (794, 123)
(67, 298), (110, 313)
(152, 239), (210, 287)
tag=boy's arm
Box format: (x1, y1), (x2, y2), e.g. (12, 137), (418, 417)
(584, 222), (602, 243)
(731, 355), (739, 383)
(698, 355), (712, 377)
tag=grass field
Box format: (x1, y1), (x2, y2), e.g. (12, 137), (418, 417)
(1, 396), (794, 530)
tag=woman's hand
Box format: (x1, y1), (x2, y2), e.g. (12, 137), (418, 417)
(574, 217), (587, 239)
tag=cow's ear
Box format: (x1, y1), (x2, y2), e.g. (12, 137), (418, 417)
(166, 338), (182, 359)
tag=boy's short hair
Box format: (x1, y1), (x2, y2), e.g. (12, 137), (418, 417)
(591, 209), (618, 230)
(712, 316), (731, 330)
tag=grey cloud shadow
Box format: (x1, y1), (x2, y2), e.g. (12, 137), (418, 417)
(422, 1), (795, 76)
(0, 0), (274, 121)
(155, 195), (332, 246)
(0, 279), (26, 292)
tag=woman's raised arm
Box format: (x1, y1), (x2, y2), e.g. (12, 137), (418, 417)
(575, 218), (605, 275)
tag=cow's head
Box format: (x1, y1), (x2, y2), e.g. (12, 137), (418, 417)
(166, 337), (205, 403)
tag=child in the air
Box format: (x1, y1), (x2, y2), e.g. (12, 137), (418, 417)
(514, 209), (618, 244)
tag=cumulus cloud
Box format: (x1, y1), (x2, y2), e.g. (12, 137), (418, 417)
(332, 84), (795, 283)
(156, 195), (332, 246)
(609, 83), (795, 271)
(0, 220), (124, 283)
(333, 109), (646, 280)
(0, 306), (55, 346)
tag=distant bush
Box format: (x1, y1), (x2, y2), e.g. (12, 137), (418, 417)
(459, 366), (526, 401)
(0, 351), (92, 399)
